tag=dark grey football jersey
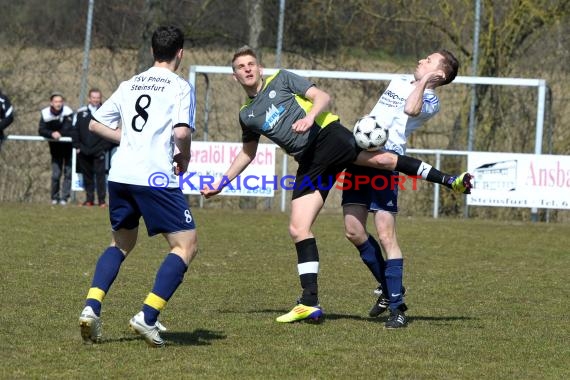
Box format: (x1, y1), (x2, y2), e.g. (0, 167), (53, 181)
(239, 70), (339, 159)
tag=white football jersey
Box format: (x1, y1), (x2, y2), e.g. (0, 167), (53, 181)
(369, 75), (439, 155)
(94, 66), (196, 187)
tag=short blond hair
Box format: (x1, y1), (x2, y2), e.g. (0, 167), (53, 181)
(231, 45), (258, 70)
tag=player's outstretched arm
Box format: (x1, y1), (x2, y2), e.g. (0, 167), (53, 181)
(200, 140), (259, 198)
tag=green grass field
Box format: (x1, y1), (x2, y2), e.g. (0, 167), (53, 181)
(1, 203), (568, 379)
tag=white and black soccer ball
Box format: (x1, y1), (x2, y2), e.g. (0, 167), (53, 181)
(353, 115), (389, 151)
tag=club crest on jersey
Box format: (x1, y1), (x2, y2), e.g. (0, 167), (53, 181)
(262, 104), (285, 131)
(269, 90), (277, 99)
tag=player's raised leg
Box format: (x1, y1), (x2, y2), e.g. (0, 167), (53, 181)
(354, 150), (473, 194)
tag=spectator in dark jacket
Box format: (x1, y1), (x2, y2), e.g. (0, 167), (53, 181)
(38, 91), (74, 205)
(0, 89), (14, 151)
(72, 88), (114, 207)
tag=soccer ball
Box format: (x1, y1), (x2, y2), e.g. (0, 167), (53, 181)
(353, 115), (389, 151)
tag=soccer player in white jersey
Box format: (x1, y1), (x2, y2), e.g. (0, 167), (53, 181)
(78, 26), (198, 347)
(342, 50), (459, 328)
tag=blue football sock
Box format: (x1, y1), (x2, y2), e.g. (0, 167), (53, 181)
(367, 235), (387, 281)
(142, 253), (187, 326)
(357, 235), (387, 291)
(85, 246), (125, 316)
(385, 258), (404, 310)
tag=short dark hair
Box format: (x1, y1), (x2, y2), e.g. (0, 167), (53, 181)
(50, 91), (64, 100)
(231, 45), (259, 71)
(152, 26), (184, 62)
(436, 49), (459, 85)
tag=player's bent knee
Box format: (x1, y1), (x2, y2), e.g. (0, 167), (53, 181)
(112, 244), (132, 256)
(111, 240), (136, 255)
(288, 224), (311, 242)
(177, 247), (198, 265)
(377, 233), (397, 249)
(344, 228), (366, 245)
(165, 230), (198, 264)
(344, 228), (361, 243)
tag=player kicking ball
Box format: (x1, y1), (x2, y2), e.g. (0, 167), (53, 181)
(201, 46), (472, 324)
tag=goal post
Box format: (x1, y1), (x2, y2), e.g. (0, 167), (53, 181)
(189, 65), (546, 154)
(188, 65), (547, 215)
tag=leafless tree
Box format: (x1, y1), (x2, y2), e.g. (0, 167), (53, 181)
(247, 0), (264, 51)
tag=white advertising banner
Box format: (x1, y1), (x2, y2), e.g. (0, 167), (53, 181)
(71, 149), (84, 191)
(468, 152), (570, 209)
(181, 141), (276, 197)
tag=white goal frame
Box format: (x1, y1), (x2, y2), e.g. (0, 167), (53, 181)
(188, 65), (547, 213)
(189, 65), (547, 154)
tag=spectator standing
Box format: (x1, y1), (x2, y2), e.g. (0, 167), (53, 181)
(72, 88), (114, 207)
(0, 89), (14, 151)
(38, 92), (74, 205)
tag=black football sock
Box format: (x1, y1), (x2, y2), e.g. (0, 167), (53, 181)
(295, 238), (319, 306)
(395, 155), (454, 188)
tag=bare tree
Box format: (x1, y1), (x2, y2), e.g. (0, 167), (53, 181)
(247, 0), (264, 51)
(136, 0), (167, 73)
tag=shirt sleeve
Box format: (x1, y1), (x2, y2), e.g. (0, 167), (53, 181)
(173, 80), (195, 131)
(188, 84), (196, 130)
(421, 92), (440, 116)
(281, 70), (315, 97)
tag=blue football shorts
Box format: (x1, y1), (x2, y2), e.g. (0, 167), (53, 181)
(341, 164), (399, 213)
(108, 181), (196, 236)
